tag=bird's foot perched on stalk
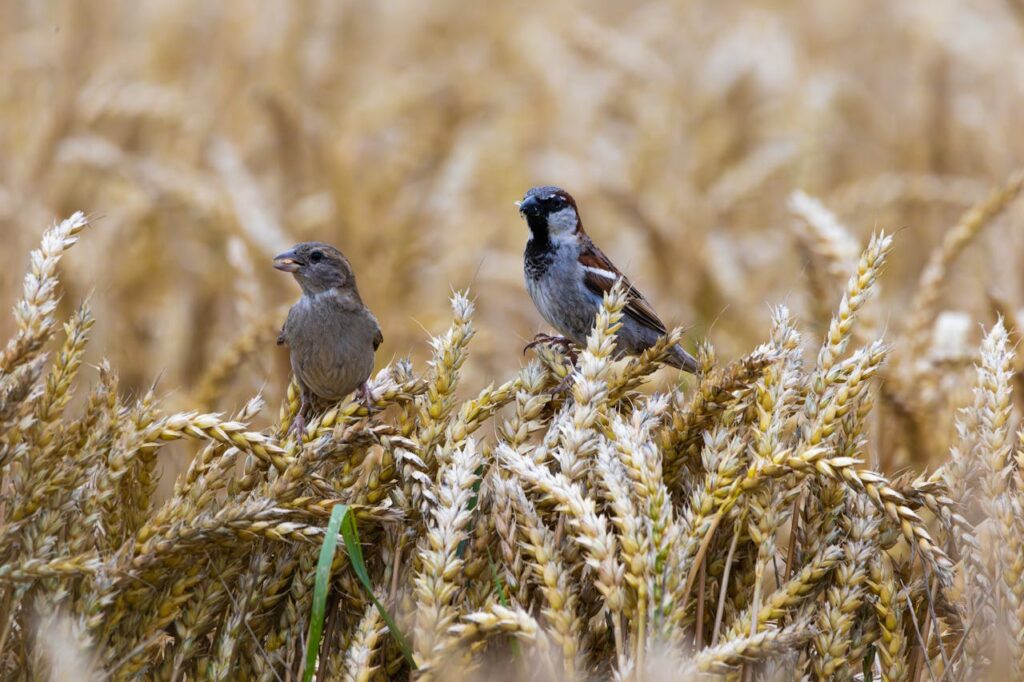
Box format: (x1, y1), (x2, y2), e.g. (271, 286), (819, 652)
(289, 411), (307, 439)
(524, 333), (578, 363)
(356, 382), (374, 411)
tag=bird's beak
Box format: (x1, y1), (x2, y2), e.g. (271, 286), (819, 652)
(273, 250), (301, 272)
(518, 195), (539, 216)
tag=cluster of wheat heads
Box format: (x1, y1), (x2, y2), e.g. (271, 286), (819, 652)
(0, 214), (1022, 681)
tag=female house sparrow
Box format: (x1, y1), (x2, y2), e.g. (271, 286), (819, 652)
(518, 186), (698, 374)
(274, 242), (382, 433)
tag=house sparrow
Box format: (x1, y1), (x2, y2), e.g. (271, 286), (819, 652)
(274, 242), (382, 434)
(518, 185), (698, 374)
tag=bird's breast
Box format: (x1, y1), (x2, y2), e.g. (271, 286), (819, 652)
(286, 294), (377, 401)
(523, 245), (599, 344)
(524, 245), (554, 280)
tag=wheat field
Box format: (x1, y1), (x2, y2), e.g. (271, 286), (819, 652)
(3, 1), (1024, 680)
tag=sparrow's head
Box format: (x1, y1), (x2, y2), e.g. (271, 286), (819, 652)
(273, 241), (355, 294)
(518, 186), (581, 241)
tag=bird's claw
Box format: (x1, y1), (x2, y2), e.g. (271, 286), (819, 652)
(522, 335), (547, 354)
(551, 372), (576, 396)
(522, 336), (579, 395)
(357, 383), (374, 411)
(524, 334), (577, 361)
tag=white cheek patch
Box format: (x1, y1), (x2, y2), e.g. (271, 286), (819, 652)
(546, 206), (579, 235)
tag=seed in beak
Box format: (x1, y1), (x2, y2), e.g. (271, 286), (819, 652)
(273, 257), (301, 272)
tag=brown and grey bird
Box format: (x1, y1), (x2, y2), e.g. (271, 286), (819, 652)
(518, 185), (698, 373)
(274, 242), (382, 434)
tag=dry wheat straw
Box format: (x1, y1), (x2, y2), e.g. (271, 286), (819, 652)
(413, 439), (483, 664)
(685, 618), (815, 674)
(906, 168), (1024, 366)
(498, 443), (625, 631)
(489, 473), (527, 608)
(869, 551), (908, 682)
(0, 213), (89, 375)
(505, 476), (583, 677)
(420, 603), (553, 679)
(339, 601), (385, 682)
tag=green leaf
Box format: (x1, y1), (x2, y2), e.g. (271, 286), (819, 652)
(337, 505), (418, 670)
(303, 505), (417, 681)
(862, 645), (875, 682)
(302, 503), (345, 682)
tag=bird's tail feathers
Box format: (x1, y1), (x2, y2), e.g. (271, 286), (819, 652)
(667, 344), (700, 375)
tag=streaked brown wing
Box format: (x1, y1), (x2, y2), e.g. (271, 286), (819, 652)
(579, 239), (667, 335)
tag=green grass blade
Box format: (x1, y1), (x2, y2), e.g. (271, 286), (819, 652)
(302, 503), (346, 682)
(862, 646), (875, 682)
(336, 505), (418, 669)
(486, 548), (508, 608)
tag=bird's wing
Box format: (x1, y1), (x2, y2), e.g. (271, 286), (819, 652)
(360, 306), (383, 351)
(277, 306), (297, 346)
(578, 237), (667, 335)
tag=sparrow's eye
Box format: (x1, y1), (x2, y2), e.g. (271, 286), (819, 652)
(310, 250), (324, 263)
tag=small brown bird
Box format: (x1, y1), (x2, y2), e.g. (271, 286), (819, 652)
(274, 242), (382, 434)
(518, 186), (698, 373)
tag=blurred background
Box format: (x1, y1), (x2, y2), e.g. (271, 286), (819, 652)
(2, 0), (1023, 464)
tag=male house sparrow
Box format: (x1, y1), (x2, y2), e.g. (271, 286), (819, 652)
(274, 242), (382, 433)
(518, 186), (698, 373)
